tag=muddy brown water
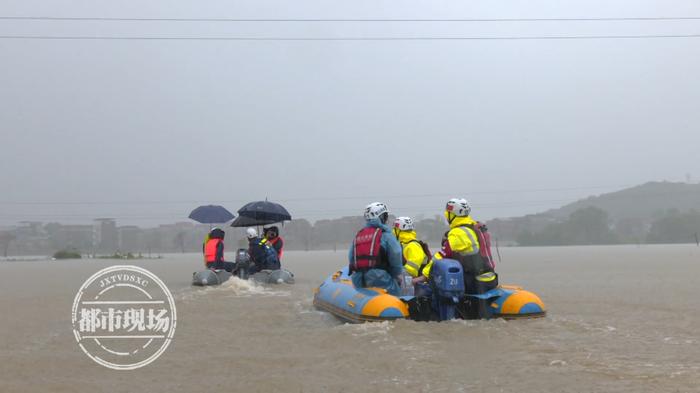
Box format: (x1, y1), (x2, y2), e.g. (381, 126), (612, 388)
(1, 245), (698, 392)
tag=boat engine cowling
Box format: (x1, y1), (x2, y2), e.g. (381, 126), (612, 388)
(430, 258), (465, 321)
(235, 248), (252, 279)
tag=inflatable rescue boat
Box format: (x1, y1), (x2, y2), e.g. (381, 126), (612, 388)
(313, 259), (546, 323)
(192, 269), (233, 286)
(192, 249), (294, 286)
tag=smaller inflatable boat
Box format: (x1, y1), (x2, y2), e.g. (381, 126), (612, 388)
(313, 259), (546, 323)
(251, 269), (295, 284)
(192, 249), (295, 286)
(192, 269), (232, 286)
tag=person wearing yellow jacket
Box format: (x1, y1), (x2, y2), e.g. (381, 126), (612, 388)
(434, 198), (498, 295)
(393, 217), (432, 284)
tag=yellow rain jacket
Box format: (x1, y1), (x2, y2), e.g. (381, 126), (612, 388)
(397, 230), (429, 278)
(433, 214), (491, 276)
(432, 214), (497, 287)
(440, 215), (480, 258)
(202, 233), (211, 266)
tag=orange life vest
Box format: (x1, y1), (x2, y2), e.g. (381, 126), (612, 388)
(204, 238), (223, 263)
(267, 236), (284, 259)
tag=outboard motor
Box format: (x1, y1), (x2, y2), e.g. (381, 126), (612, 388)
(429, 258), (465, 321)
(235, 248), (252, 280)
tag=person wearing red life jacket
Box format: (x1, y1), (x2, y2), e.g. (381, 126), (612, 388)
(246, 227), (280, 273)
(348, 202), (403, 296)
(433, 198), (498, 295)
(262, 226), (284, 261)
(203, 228), (236, 272)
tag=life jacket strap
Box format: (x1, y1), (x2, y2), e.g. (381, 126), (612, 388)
(475, 271), (497, 282)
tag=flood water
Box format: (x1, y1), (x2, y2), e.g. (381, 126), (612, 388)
(1, 244), (698, 392)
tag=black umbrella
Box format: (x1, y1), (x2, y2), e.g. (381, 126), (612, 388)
(188, 205), (235, 224)
(230, 215), (282, 228)
(230, 200), (291, 227)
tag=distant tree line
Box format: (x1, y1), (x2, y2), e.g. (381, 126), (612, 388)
(0, 232), (16, 257)
(514, 206), (700, 246)
(3, 206), (700, 258)
(646, 209), (700, 244)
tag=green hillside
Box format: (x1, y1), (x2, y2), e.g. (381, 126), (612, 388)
(543, 181), (700, 221)
(489, 181), (700, 245)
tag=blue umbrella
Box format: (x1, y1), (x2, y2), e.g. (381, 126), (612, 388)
(188, 205), (235, 224)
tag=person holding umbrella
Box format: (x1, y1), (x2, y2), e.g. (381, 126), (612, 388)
(262, 226), (284, 261)
(188, 204), (236, 268)
(227, 200), (290, 272)
(246, 228), (280, 273)
(203, 228), (237, 272)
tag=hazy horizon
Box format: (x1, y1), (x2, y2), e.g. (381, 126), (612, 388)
(3, 1), (700, 226)
(2, 180), (698, 229)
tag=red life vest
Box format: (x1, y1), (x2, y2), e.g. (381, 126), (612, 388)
(478, 225), (495, 269)
(350, 227), (383, 272)
(465, 223), (495, 271)
(267, 236), (284, 260)
(204, 238), (223, 264)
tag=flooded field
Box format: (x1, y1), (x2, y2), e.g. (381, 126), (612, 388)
(1, 244), (698, 392)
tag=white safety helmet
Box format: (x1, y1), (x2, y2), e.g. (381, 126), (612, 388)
(394, 216), (415, 231)
(446, 198), (472, 217)
(246, 227), (258, 239)
(363, 202), (389, 221)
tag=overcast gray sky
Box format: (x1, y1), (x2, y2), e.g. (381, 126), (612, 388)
(1, 1), (699, 226)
